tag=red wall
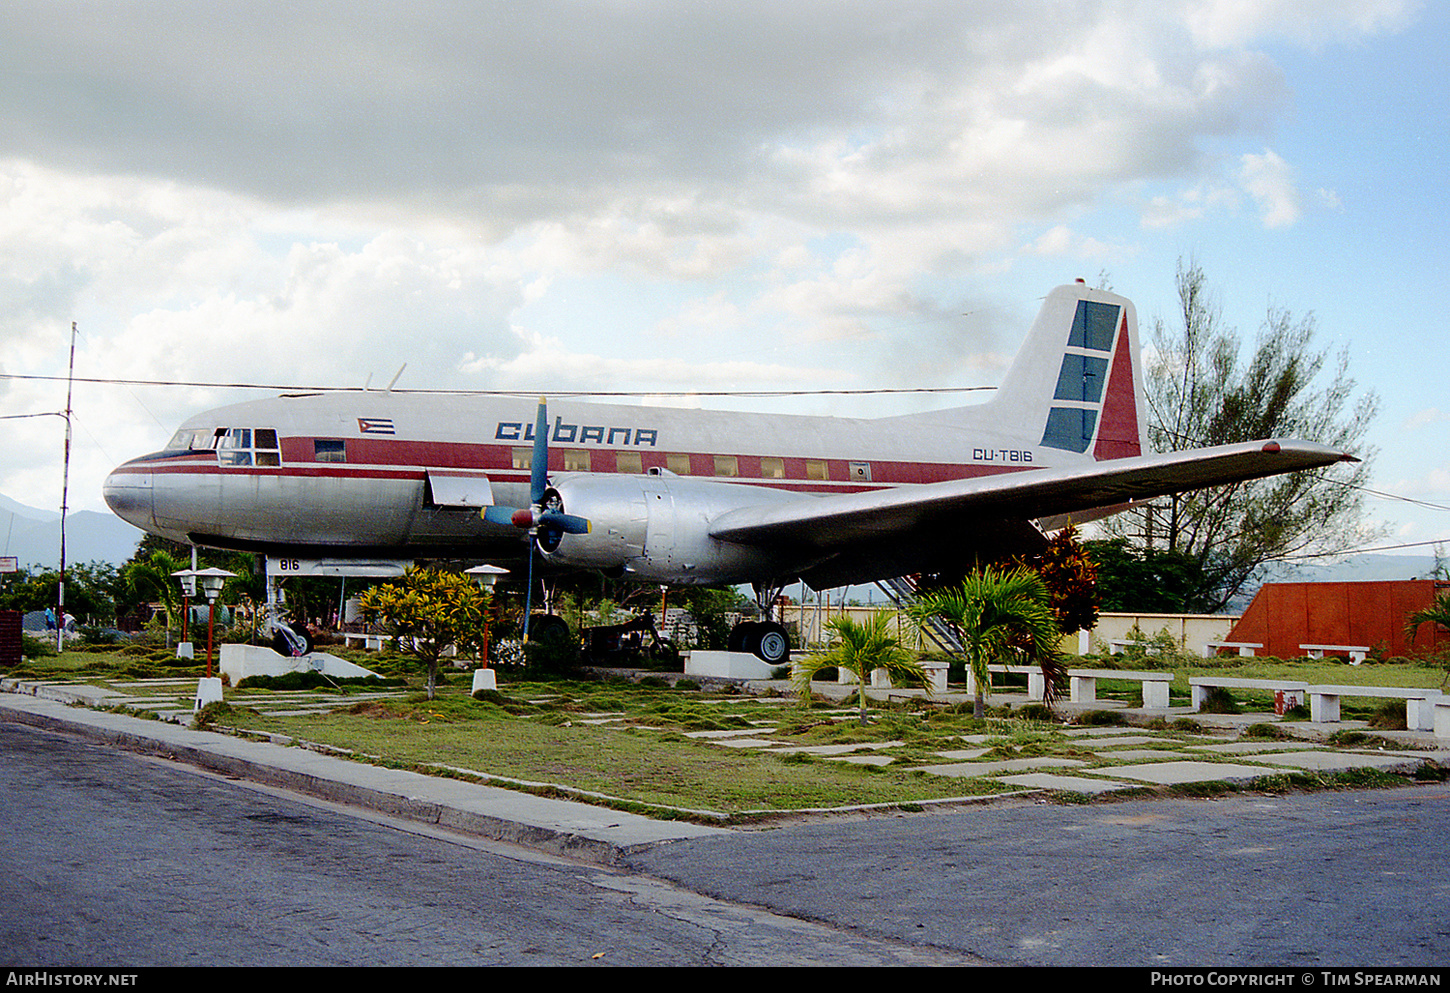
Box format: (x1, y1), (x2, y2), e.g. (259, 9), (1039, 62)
(1227, 581), (1449, 658)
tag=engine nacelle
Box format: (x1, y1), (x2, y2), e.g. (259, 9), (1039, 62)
(542, 472), (803, 585)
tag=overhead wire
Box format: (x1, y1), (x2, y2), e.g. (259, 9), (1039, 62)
(0, 371), (996, 398)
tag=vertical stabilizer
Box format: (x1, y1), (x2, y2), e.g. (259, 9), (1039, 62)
(988, 282), (1147, 460)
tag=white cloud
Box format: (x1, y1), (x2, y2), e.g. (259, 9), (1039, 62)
(1239, 149), (1301, 228)
(1182, 0), (1420, 49)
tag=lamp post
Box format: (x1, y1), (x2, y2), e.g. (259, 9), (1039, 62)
(191, 567), (235, 712)
(171, 569), (197, 660)
(466, 565), (508, 694)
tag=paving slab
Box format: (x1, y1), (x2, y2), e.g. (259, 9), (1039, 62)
(932, 748), (992, 761)
(711, 737), (781, 749)
(1092, 749), (1192, 761)
(916, 757), (1086, 777)
(764, 741), (902, 756)
(683, 728), (770, 739)
(1189, 741), (1320, 754)
(822, 754), (895, 766)
(1105, 760), (1278, 785)
(1075, 735), (1163, 748)
(1245, 751), (1426, 774)
(995, 772), (1135, 793)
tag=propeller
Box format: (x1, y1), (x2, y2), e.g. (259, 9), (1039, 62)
(482, 397), (591, 551)
(481, 398), (590, 642)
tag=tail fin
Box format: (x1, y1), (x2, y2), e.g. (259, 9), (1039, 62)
(990, 282), (1147, 460)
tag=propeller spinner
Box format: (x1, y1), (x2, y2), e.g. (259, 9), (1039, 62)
(482, 397), (591, 550)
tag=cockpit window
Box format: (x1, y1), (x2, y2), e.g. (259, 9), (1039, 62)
(216, 427), (281, 467)
(166, 429), (209, 451)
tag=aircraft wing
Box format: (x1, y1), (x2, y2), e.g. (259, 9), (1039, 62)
(707, 439), (1352, 587)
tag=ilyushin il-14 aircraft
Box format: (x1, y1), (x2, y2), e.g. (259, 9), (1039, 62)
(103, 282), (1352, 662)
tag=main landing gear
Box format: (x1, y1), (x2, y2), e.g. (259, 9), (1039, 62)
(726, 581), (791, 666)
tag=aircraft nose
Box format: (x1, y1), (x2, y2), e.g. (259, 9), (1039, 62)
(102, 461), (155, 532)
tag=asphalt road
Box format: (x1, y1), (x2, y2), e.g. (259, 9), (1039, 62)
(0, 721), (977, 967)
(625, 785), (1450, 966)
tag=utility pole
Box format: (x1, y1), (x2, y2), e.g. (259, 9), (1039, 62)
(56, 322), (75, 653)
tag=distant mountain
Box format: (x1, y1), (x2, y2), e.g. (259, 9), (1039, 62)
(0, 498), (143, 568)
(1260, 554), (1441, 585)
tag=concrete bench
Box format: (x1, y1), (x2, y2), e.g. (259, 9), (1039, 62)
(1301, 644), (1370, 665)
(1068, 669), (1173, 709)
(965, 664), (1045, 699)
(966, 665), (1170, 708)
(1190, 676), (1310, 716)
(1203, 641), (1263, 658)
(1308, 684), (1441, 730)
(1105, 639), (1160, 655)
(864, 660), (949, 692)
(343, 632), (387, 651)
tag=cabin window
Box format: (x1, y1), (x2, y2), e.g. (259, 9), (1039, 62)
(713, 455), (738, 477)
(760, 457), (784, 479)
(563, 450), (590, 472)
(314, 439), (346, 463)
(615, 452), (643, 474)
(666, 453), (691, 475)
(805, 459), (829, 481)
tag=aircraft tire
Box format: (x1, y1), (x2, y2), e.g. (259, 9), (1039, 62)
(529, 613), (572, 645)
(291, 623), (314, 656)
(753, 622), (790, 666)
(728, 622), (758, 654)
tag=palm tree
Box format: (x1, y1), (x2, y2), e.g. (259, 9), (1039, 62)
(123, 549), (187, 637)
(1405, 590), (1450, 646)
(793, 611), (931, 725)
(909, 566), (1068, 718)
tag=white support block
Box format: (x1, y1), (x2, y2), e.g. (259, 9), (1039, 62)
(194, 677), (223, 711)
(1070, 674), (1096, 704)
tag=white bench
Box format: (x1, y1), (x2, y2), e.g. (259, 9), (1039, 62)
(342, 631), (387, 650)
(1307, 684), (1441, 730)
(1105, 639), (1160, 655)
(1300, 644), (1370, 665)
(1203, 641), (1263, 658)
(1190, 676), (1309, 716)
(1068, 668), (1173, 708)
(965, 664), (1046, 699)
(864, 660), (949, 692)
(966, 665), (1170, 707)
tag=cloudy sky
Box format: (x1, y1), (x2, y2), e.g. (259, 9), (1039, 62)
(1, 0), (1445, 560)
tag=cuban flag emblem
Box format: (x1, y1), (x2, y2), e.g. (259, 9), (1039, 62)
(357, 417), (395, 435)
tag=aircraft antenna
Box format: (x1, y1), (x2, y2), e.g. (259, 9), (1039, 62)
(387, 364), (407, 391)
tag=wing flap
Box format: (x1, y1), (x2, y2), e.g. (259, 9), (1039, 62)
(708, 440), (1351, 550)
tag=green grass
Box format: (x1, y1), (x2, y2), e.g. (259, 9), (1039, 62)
(221, 684), (1011, 816)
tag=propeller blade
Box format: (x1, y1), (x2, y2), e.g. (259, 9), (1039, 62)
(537, 509), (591, 535)
(530, 396), (549, 506)
(482, 505), (523, 527)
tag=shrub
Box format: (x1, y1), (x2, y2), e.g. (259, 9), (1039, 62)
(1198, 685), (1242, 714)
(1074, 709), (1127, 726)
